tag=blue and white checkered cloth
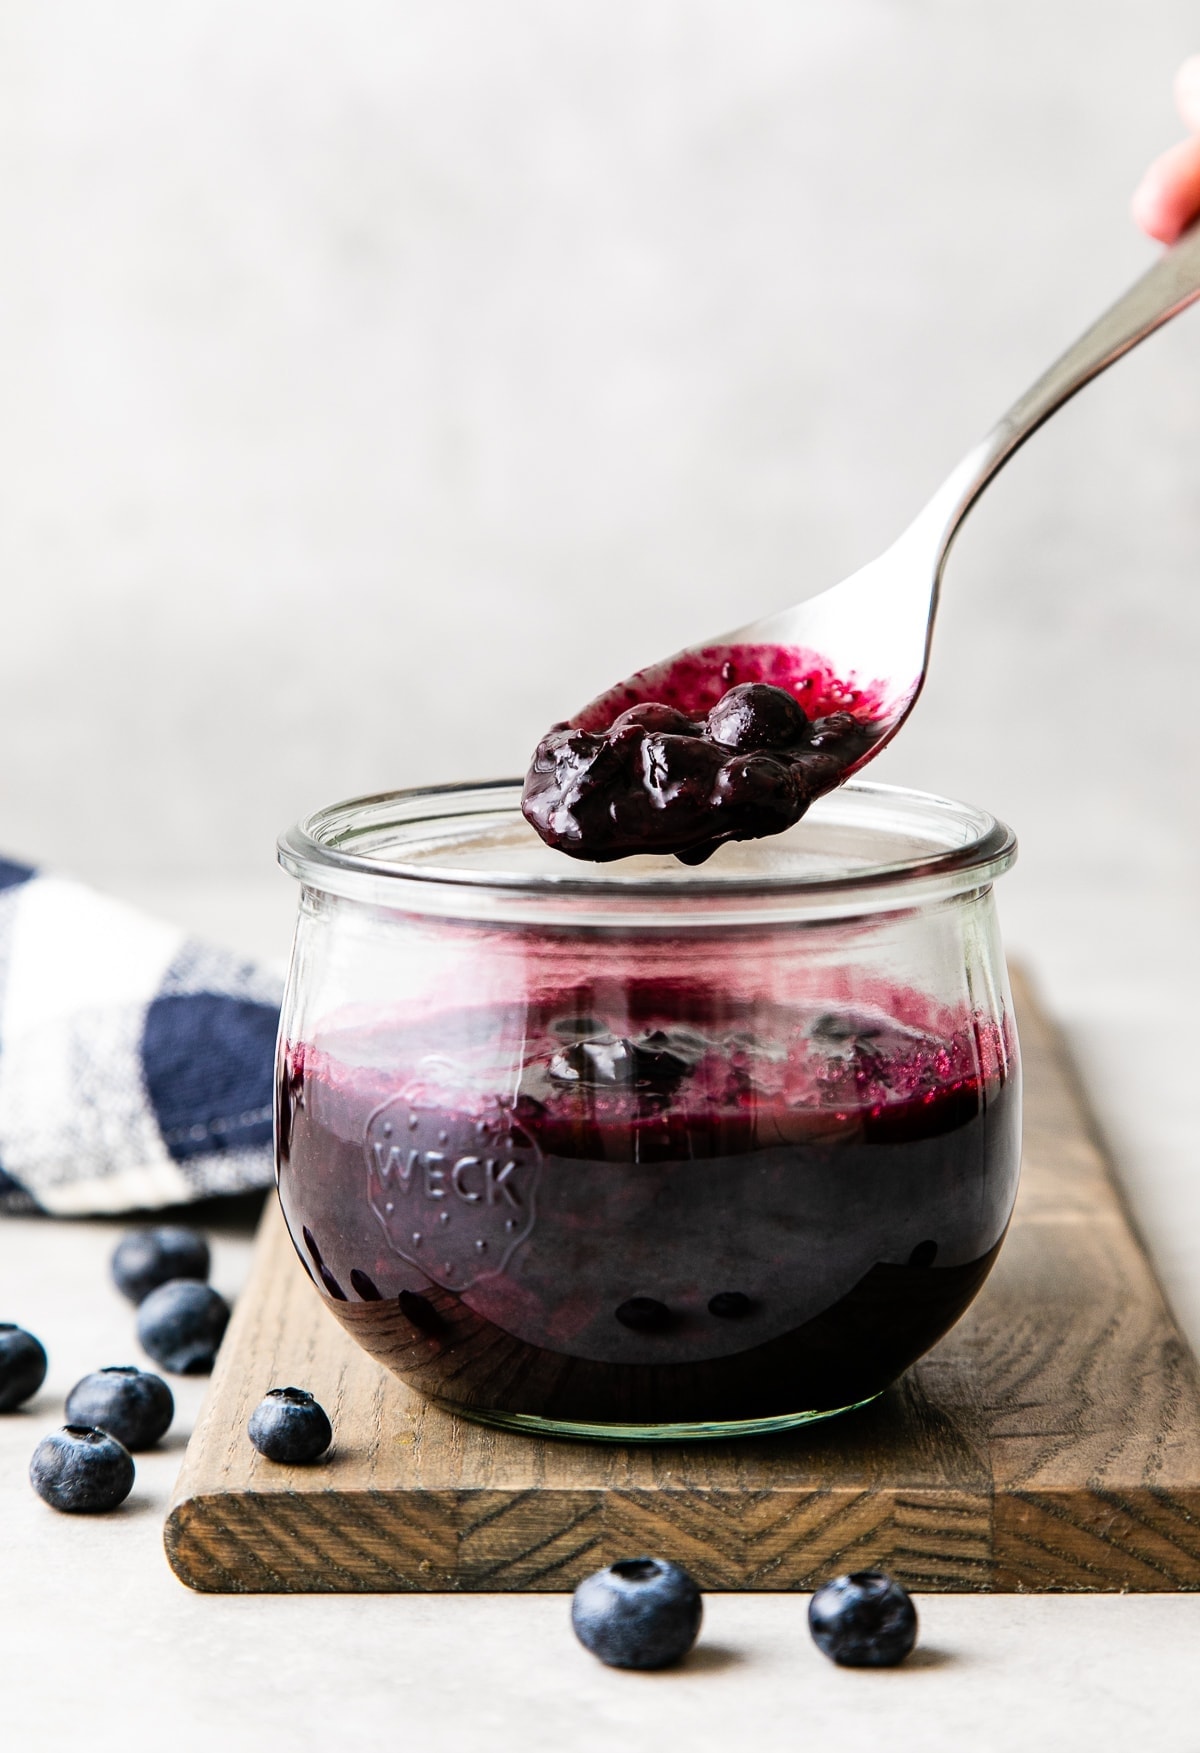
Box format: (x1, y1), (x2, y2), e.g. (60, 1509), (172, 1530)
(0, 857), (281, 1215)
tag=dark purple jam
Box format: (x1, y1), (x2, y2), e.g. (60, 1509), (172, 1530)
(277, 985), (1019, 1430)
(522, 645), (889, 865)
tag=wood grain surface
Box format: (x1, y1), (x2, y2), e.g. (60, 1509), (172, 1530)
(164, 969), (1200, 1593)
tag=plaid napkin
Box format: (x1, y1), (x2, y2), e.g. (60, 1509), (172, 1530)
(0, 858), (282, 1215)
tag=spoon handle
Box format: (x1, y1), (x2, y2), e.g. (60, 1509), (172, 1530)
(997, 220), (1200, 454)
(915, 219), (1200, 568)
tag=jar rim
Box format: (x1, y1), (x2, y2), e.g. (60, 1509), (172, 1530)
(278, 779), (1016, 923)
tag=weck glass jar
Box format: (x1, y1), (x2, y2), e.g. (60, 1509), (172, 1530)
(275, 779), (1020, 1441)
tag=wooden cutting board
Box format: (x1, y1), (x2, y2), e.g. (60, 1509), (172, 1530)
(164, 969), (1200, 1593)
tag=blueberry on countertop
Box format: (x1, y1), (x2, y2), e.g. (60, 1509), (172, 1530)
(136, 1280), (230, 1374)
(29, 1425), (135, 1514)
(0, 1324), (48, 1412)
(112, 1226), (211, 1305)
(248, 1387), (333, 1464)
(808, 1570), (918, 1667)
(571, 1558), (703, 1670)
(65, 1366), (174, 1451)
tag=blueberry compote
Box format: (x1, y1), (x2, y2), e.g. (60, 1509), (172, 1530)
(522, 644), (888, 864)
(277, 982), (1018, 1433)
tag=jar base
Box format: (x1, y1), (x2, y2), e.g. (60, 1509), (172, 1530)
(429, 1392), (883, 1444)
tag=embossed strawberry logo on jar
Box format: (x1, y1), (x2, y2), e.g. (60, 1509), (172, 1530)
(364, 1092), (541, 1291)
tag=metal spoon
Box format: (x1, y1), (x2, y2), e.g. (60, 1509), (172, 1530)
(570, 221), (1200, 764)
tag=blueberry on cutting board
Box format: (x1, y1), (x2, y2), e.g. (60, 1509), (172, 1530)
(111, 1226), (211, 1305)
(0, 1324), (48, 1411)
(808, 1570), (918, 1667)
(248, 1387), (333, 1464)
(65, 1366), (174, 1450)
(30, 1426), (135, 1514)
(136, 1280), (230, 1374)
(571, 1558), (703, 1669)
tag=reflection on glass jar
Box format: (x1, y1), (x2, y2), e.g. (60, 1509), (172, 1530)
(276, 780), (1020, 1441)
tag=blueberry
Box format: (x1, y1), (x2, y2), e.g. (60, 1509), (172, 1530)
(808, 1570), (918, 1667)
(30, 1425), (135, 1514)
(626, 1033), (694, 1097)
(0, 1324), (48, 1411)
(572, 1558), (703, 1670)
(806, 711), (858, 749)
(705, 683), (809, 752)
(136, 1279), (230, 1374)
(614, 1297), (671, 1332)
(65, 1366), (174, 1450)
(111, 1226), (211, 1305)
(788, 748), (845, 798)
(247, 1387), (333, 1464)
(608, 703), (701, 736)
(549, 1035), (641, 1087)
(708, 1291), (754, 1318)
(712, 752), (801, 828)
(640, 732), (726, 808)
(548, 1034), (689, 1096)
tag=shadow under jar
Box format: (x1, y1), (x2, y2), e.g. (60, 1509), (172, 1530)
(276, 780), (1020, 1442)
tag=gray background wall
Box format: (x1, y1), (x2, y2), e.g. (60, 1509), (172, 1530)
(1, 5), (1198, 1317)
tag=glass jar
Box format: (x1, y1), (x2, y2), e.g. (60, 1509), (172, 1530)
(276, 779), (1019, 1441)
